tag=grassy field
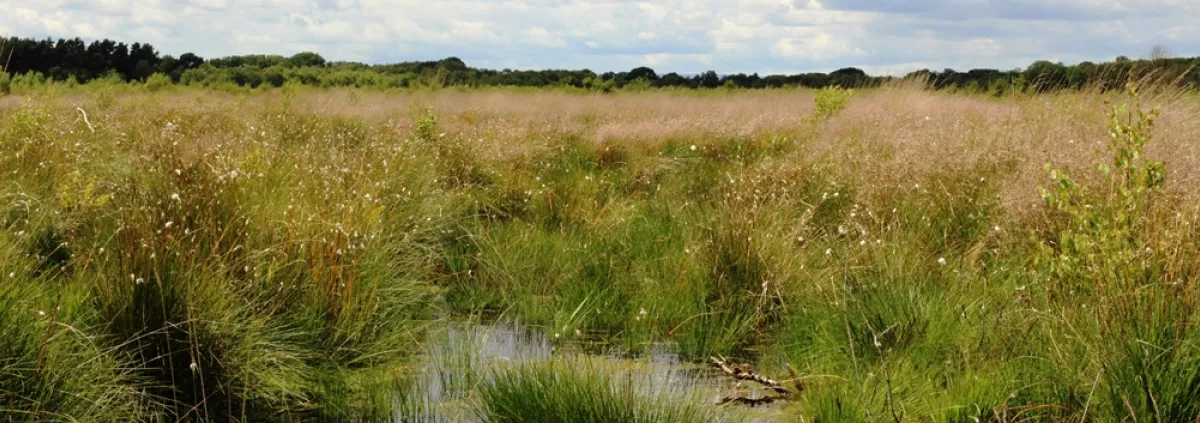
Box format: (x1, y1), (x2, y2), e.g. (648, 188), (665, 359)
(2, 82), (1199, 422)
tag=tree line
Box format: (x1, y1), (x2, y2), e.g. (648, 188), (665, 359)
(2, 36), (1198, 93)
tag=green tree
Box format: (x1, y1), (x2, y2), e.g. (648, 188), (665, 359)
(286, 52), (327, 68)
(1024, 60), (1067, 92)
(627, 66), (658, 82)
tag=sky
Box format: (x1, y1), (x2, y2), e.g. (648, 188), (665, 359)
(2, 0), (1198, 76)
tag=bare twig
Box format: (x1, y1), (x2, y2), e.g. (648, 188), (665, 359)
(1122, 395), (1140, 423)
(710, 356), (791, 395)
(2, 36), (13, 74)
(76, 107), (96, 133)
(1081, 370), (1101, 423)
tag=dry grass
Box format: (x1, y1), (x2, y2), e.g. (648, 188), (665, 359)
(9, 85), (1195, 215)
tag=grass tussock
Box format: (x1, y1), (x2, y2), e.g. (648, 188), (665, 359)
(477, 358), (733, 423)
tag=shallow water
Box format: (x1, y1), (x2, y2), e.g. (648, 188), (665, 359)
(396, 320), (787, 422)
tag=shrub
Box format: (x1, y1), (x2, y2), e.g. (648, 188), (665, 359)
(812, 85), (853, 121)
(412, 105), (440, 142)
(1038, 84), (1200, 422)
(144, 72), (173, 92)
(1039, 84), (1167, 295)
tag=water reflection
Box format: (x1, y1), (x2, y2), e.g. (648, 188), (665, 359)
(396, 320), (783, 422)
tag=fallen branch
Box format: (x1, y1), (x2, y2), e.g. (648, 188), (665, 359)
(710, 356), (791, 395)
(76, 107), (95, 133)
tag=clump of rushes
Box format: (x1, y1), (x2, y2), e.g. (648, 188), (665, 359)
(1, 231), (147, 422)
(476, 358), (734, 423)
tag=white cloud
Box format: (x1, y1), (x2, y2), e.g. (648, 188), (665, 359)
(772, 33), (864, 60)
(1, 0), (1196, 74)
(526, 27), (567, 48)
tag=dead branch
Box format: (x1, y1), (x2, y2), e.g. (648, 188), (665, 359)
(710, 356), (791, 395)
(76, 107), (96, 133)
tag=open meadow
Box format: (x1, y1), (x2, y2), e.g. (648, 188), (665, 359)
(3, 83), (1200, 422)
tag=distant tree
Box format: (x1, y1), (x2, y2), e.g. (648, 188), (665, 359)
(829, 67), (868, 88)
(904, 69), (932, 80)
(1, 34), (1198, 94)
(1066, 61), (1096, 88)
(1148, 44), (1173, 61)
(627, 66), (658, 81)
(656, 72), (690, 88)
(286, 52), (326, 68)
(178, 53), (205, 69)
(128, 42), (160, 80)
(438, 57), (468, 71)
(1024, 60), (1069, 92)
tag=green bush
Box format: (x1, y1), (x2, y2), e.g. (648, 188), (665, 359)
(1040, 84), (1166, 295)
(413, 105), (440, 141)
(812, 85), (853, 121)
(144, 72), (173, 92)
(1038, 84), (1200, 422)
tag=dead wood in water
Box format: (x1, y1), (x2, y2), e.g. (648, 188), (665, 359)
(709, 356), (791, 395)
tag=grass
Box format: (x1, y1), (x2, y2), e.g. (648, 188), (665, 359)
(1, 80), (1199, 422)
(476, 357), (734, 423)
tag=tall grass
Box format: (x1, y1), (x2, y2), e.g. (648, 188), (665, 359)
(1, 96), (441, 420)
(0, 234), (148, 422)
(476, 358), (734, 423)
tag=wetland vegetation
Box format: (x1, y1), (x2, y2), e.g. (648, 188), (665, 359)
(2, 77), (1199, 422)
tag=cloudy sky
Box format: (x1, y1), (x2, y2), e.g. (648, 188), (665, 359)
(3, 0), (1198, 75)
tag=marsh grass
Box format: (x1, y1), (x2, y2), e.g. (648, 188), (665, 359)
(476, 357), (734, 423)
(0, 257), (148, 422)
(1, 82), (1199, 421)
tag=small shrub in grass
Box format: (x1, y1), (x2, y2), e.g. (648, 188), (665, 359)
(145, 72), (173, 92)
(413, 105), (440, 142)
(1038, 84), (1200, 421)
(281, 80), (302, 109)
(1039, 84), (1167, 295)
(812, 86), (853, 121)
(477, 358), (730, 423)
